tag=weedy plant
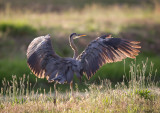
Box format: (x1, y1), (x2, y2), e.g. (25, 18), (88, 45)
(0, 59), (160, 112)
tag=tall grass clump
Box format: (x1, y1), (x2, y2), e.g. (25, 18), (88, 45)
(0, 75), (37, 104)
(0, 59), (160, 112)
(127, 58), (158, 89)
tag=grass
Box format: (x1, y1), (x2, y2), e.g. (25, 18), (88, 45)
(0, 0), (156, 13)
(0, 60), (160, 112)
(0, 55), (160, 89)
(0, 21), (37, 38)
(0, 3), (160, 56)
(0, 4), (160, 57)
(1, 4), (160, 35)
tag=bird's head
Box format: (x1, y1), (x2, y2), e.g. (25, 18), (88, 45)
(70, 33), (86, 40)
(100, 34), (112, 39)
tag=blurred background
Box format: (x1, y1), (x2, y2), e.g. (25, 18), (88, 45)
(0, 0), (160, 91)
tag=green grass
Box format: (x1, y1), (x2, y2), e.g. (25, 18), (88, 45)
(0, 60), (160, 112)
(0, 21), (37, 38)
(0, 54), (160, 91)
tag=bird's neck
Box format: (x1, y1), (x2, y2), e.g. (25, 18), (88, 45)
(69, 37), (78, 59)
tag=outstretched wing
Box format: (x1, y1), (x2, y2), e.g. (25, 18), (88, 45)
(27, 35), (77, 84)
(77, 37), (141, 79)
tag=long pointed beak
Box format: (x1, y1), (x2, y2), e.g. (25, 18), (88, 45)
(78, 34), (86, 37)
(74, 34), (86, 39)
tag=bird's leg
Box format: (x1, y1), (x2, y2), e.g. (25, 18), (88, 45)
(54, 82), (57, 106)
(70, 81), (73, 97)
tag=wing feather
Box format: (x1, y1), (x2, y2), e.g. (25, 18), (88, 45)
(77, 37), (141, 79)
(27, 35), (79, 84)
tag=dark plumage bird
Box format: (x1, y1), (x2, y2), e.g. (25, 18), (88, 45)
(26, 33), (141, 91)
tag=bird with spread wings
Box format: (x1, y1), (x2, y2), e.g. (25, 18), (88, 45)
(27, 33), (141, 92)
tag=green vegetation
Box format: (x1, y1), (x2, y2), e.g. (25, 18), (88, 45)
(0, 61), (160, 112)
(135, 89), (154, 100)
(0, 21), (37, 38)
(0, 56), (160, 91)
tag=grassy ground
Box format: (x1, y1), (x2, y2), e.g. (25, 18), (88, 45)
(1, 86), (160, 112)
(0, 61), (160, 112)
